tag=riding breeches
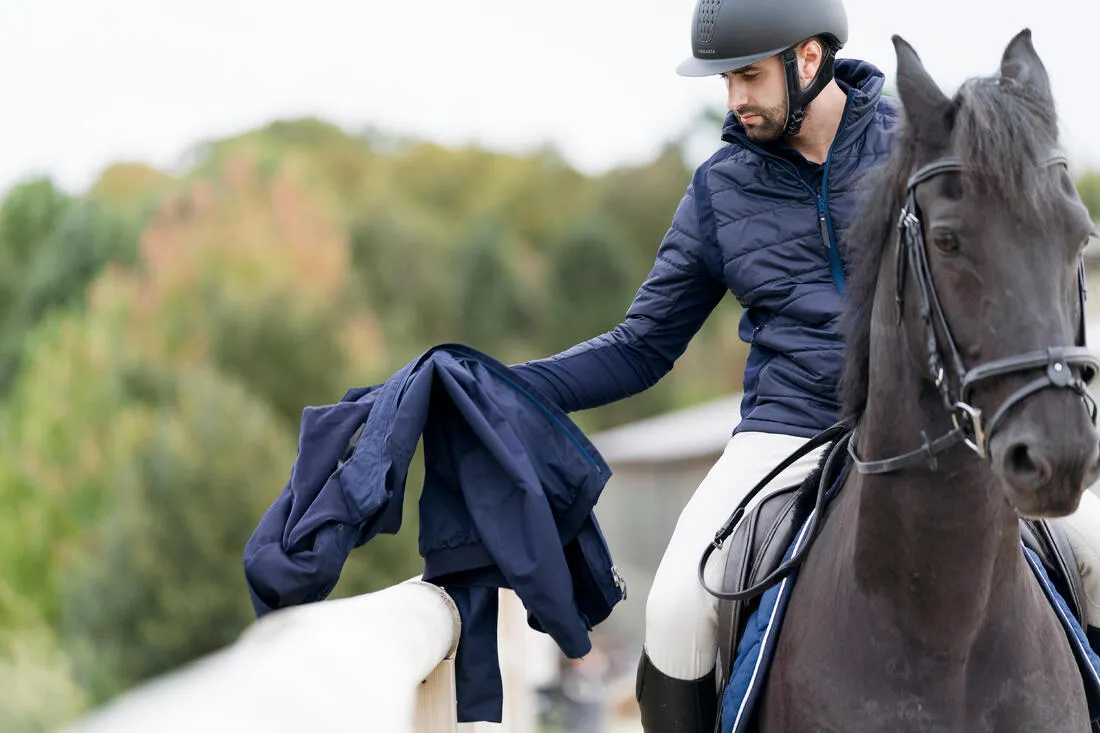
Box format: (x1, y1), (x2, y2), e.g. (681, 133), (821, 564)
(643, 430), (1100, 681)
(644, 431), (825, 680)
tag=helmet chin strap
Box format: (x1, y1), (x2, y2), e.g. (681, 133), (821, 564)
(780, 44), (837, 137)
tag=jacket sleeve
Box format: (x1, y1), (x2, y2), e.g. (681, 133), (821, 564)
(511, 176), (727, 413)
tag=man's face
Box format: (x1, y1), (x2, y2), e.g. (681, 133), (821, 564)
(721, 56), (788, 143)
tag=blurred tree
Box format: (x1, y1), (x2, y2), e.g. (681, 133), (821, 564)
(133, 156), (385, 425)
(1078, 171), (1100, 222)
(451, 216), (537, 352)
(0, 155), (424, 708)
(0, 178), (70, 333)
(0, 200), (143, 393)
(88, 163), (176, 215)
(0, 628), (88, 733)
(590, 143), (692, 273)
(0, 178), (68, 271)
(58, 366), (297, 702)
(186, 117), (377, 209)
(542, 215), (635, 351)
(348, 199), (455, 347)
(0, 302), (136, 627)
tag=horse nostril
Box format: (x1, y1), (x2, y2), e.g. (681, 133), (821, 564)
(1005, 442), (1052, 488)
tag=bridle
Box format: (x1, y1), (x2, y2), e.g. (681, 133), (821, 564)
(699, 151), (1100, 603)
(848, 151), (1100, 474)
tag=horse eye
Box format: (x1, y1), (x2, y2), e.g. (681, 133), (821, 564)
(931, 228), (960, 254)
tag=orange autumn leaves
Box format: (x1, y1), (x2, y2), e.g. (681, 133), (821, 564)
(98, 154), (383, 381)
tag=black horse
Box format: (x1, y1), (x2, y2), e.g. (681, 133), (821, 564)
(752, 31), (1100, 732)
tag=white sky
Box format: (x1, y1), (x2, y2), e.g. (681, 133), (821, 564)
(2, 0), (1098, 197)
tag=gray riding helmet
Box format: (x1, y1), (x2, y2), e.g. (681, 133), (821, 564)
(676, 0), (848, 77)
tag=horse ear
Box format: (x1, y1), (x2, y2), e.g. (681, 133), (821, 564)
(1000, 29), (1053, 103)
(892, 35), (952, 141)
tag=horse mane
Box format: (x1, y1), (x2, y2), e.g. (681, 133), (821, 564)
(836, 74), (1060, 422)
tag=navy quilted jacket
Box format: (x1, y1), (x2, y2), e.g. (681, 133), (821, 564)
(514, 60), (899, 437)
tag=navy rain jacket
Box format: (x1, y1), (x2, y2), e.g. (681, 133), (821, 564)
(243, 344), (625, 723)
(513, 60), (899, 437)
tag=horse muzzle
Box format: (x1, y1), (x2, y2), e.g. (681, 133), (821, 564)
(987, 385), (1100, 518)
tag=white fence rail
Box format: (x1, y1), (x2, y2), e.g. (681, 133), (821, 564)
(62, 580), (466, 733)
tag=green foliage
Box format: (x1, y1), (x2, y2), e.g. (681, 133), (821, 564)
(542, 215), (636, 350)
(590, 143), (692, 266)
(0, 178), (71, 337)
(131, 160), (388, 423)
(187, 118), (379, 207)
(0, 199), (143, 393)
(1078, 172), (1100, 222)
(348, 200), (455, 345)
(452, 216), (538, 350)
(0, 178), (69, 271)
(88, 163), (176, 215)
(0, 629), (89, 733)
(57, 366), (297, 702)
(208, 288), (351, 427)
(0, 305), (136, 627)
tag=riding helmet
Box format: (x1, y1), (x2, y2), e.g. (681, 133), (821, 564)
(676, 0), (848, 77)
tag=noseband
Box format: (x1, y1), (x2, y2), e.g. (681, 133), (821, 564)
(849, 152), (1100, 474)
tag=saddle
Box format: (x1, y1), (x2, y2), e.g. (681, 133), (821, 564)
(714, 482), (1092, 692)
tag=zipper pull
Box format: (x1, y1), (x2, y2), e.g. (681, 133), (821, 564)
(611, 566), (627, 600)
(819, 211), (831, 250)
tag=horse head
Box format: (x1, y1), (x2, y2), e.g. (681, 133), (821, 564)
(846, 30), (1100, 517)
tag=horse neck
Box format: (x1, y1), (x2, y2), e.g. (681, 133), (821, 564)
(849, 299), (1027, 650)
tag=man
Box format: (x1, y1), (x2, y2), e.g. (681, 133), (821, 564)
(510, 0), (1100, 730)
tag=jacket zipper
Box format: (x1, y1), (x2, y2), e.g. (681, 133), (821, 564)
(818, 94), (854, 294)
(722, 90), (856, 293)
(751, 321), (766, 343)
(611, 565), (627, 600)
(817, 204), (831, 255)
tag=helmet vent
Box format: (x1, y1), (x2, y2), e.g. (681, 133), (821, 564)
(696, 0), (723, 45)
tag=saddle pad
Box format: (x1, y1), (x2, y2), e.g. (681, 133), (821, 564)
(720, 510), (1100, 733)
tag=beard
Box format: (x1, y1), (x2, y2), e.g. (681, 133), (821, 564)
(737, 102), (788, 143)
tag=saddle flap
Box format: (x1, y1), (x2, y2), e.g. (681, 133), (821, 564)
(715, 483), (803, 690)
(1021, 517), (1088, 630)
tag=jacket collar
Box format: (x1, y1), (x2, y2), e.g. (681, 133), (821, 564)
(721, 59), (887, 152)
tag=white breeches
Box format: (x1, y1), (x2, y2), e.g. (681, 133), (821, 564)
(644, 431), (825, 680)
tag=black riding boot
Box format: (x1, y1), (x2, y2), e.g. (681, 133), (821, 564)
(635, 648), (718, 732)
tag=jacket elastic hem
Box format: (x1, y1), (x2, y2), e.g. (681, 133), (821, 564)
(731, 418), (830, 439)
